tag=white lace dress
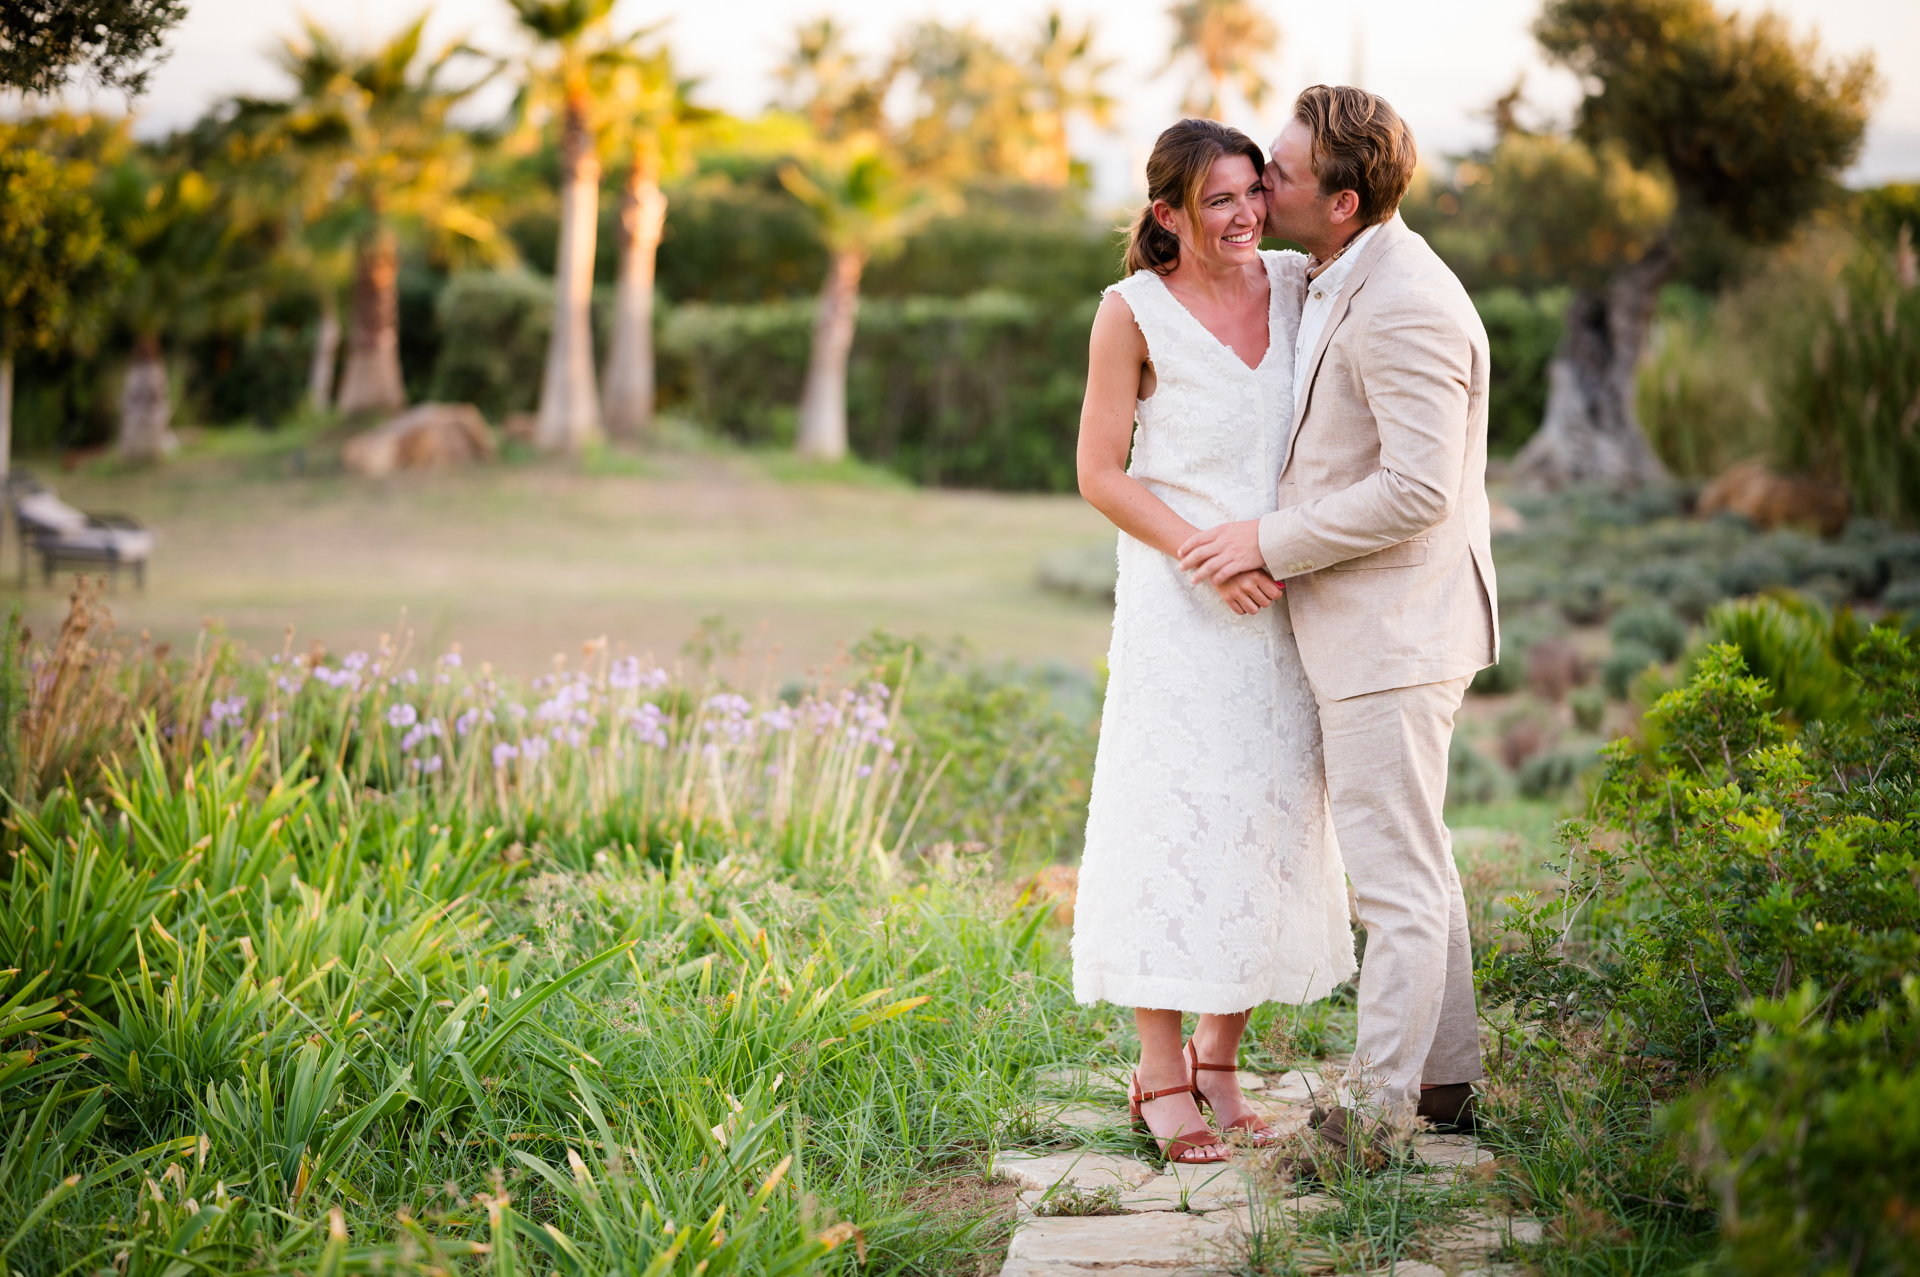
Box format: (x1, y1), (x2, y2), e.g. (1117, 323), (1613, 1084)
(1071, 251), (1358, 1014)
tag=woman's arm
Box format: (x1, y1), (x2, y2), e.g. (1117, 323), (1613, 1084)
(1077, 292), (1281, 616)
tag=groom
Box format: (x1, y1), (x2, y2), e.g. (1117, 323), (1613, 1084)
(1179, 85), (1499, 1146)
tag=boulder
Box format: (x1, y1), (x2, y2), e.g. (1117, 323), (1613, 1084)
(343, 404), (497, 478)
(1697, 460), (1849, 537)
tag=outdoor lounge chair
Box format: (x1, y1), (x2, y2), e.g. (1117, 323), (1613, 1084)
(5, 473), (155, 591)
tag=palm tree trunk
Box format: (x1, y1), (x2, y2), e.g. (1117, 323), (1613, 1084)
(118, 333), (176, 463)
(307, 289), (341, 413)
(536, 95), (603, 452)
(796, 247), (866, 460)
(602, 157), (667, 441)
(336, 225), (408, 417)
(1516, 242), (1675, 489)
(0, 350), (13, 480)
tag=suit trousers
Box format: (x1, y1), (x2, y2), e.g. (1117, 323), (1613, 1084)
(1314, 675), (1480, 1107)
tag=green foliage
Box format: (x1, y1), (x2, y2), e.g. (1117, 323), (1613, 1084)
(0, 115), (121, 359)
(431, 271), (553, 422)
(1774, 235), (1920, 528)
(1673, 982), (1920, 1275)
(1536, 0), (1876, 244)
(1689, 595), (1861, 729)
(658, 290), (1095, 490)
(1481, 634), (1920, 1074)
(0, 615), (1105, 1275)
(1472, 288), (1566, 455)
(1610, 601), (1687, 663)
(0, 0), (188, 96)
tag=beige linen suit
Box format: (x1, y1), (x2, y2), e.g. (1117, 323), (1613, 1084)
(1257, 214), (1499, 1106)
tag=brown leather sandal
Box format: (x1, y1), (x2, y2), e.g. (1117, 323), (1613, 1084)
(1128, 1069), (1229, 1164)
(1185, 1040), (1282, 1145)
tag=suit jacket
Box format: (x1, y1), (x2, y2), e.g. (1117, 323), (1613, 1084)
(1258, 214), (1499, 702)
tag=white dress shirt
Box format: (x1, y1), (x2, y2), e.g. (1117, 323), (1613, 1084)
(1292, 219), (1383, 420)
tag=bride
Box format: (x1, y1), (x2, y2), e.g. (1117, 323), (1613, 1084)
(1070, 119), (1356, 1164)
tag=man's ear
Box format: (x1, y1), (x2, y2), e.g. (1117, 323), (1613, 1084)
(1327, 190), (1361, 226)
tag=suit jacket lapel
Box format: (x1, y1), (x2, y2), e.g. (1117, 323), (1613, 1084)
(1280, 217), (1407, 477)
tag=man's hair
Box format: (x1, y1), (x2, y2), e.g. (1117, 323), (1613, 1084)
(1291, 85), (1417, 227)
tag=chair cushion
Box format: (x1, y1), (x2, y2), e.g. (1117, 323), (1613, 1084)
(15, 491), (90, 533)
(42, 526), (155, 560)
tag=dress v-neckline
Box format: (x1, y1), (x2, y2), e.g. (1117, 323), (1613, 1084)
(1150, 260), (1279, 374)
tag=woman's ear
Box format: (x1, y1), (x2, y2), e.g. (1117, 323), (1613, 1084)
(1152, 199), (1181, 234)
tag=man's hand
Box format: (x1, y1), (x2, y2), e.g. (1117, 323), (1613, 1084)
(1213, 568), (1284, 615)
(1179, 518), (1267, 585)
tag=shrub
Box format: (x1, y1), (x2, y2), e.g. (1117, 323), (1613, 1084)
(1691, 594), (1859, 728)
(1674, 982), (1920, 1276)
(1482, 631), (1920, 1072)
(1516, 748), (1588, 798)
(1473, 287), (1566, 455)
(1601, 638), (1660, 699)
(429, 271), (552, 423)
(1609, 601), (1688, 662)
(1446, 737), (1506, 808)
(657, 291), (1096, 491)
(1774, 233), (1920, 528)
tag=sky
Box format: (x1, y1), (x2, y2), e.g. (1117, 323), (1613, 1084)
(87, 0), (1920, 205)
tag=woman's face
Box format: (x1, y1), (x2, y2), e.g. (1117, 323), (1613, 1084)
(1155, 153), (1266, 271)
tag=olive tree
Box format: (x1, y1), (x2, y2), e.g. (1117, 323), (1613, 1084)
(1513, 0), (1876, 488)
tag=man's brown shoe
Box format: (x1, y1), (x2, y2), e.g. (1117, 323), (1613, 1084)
(1416, 1083), (1478, 1134)
(1273, 1106), (1390, 1182)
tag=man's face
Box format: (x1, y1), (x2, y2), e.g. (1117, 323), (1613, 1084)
(1263, 119), (1336, 244)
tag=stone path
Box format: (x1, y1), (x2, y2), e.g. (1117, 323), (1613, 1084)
(993, 1065), (1543, 1277)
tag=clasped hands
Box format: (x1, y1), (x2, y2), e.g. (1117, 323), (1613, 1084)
(1178, 518), (1277, 616)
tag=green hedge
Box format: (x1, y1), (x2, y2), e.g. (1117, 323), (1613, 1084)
(657, 290), (1096, 492)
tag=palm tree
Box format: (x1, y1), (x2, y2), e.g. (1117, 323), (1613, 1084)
(267, 16), (501, 418)
(1022, 11), (1115, 188)
(774, 20), (933, 462)
(1165, 0), (1279, 121)
(510, 0), (615, 453)
(598, 39), (707, 441)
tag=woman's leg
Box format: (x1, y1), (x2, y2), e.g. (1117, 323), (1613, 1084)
(1189, 1011), (1269, 1131)
(1135, 1008), (1225, 1159)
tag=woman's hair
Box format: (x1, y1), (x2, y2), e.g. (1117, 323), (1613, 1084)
(1290, 85), (1417, 228)
(1123, 118), (1267, 277)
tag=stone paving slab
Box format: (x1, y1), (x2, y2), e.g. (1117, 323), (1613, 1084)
(1412, 1135), (1493, 1169)
(1005, 1210), (1233, 1270)
(1116, 1165), (1254, 1213)
(1260, 1069), (1331, 1103)
(995, 1151), (1159, 1194)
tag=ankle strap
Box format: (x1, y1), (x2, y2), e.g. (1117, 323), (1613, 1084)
(1136, 1081), (1201, 1104)
(1186, 1040), (1238, 1072)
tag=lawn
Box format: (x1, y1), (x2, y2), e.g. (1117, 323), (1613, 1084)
(8, 428), (1117, 679)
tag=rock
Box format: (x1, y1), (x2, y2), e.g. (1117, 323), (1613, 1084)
(1023, 865), (1079, 927)
(1413, 1135), (1492, 1169)
(1262, 1070), (1329, 1104)
(503, 411), (538, 442)
(343, 403), (497, 477)
(1234, 1071), (1266, 1091)
(1118, 1165), (1253, 1213)
(1422, 1212), (1546, 1259)
(1005, 1210), (1231, 1269)
(1488, 500), (1526, 536)
(1697, 460), (1850, 537)
(1041, 1102), (1120, 1131)
(994, 1151), (1158, 1194)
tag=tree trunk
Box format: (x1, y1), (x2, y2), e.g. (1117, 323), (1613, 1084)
(307, 289), (341, 413)
(118, 333), (176, 463)
(0, 350), (13, 480)
(335, 225), (407, 417)
(796, 247), (866, 461)
(535, 96), (603, 452)
(602, 157), (667, 441)
(1516, 242), (1676, 489)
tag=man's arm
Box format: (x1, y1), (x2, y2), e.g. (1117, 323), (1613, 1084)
(1253, 288), (1471, 578)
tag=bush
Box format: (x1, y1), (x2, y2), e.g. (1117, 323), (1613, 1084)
(1482, 630), (1920, 1071)
(1609, 601), (1687, 662)
(1601, 638), (1660, 699)
(429, 271), (552, 423)
(1775, 234), (1920, 527)
(1472, 287), (1566, 455)
(1674, 982), (1920, 1276)
(1516, 747), (1589, 798)
(658, 291), (1096, 491)
(1690, 594), (1861, 728)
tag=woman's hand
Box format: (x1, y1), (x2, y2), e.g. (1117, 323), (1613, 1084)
(1214, 569), (1284, 615)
